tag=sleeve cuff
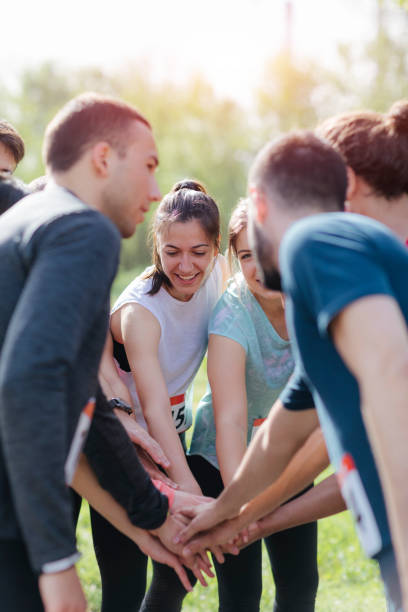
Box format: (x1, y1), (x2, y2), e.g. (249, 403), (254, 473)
(152, 479), (175, 508)
(41, 551), (82, 574)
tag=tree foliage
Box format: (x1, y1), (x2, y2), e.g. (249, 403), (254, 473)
(2, 0), (407, 272)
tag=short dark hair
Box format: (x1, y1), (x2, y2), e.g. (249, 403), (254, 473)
(0, 120), (25, 165)
(249, 131), (347, 213)
(43, 92), (151, 173)
(0, 175), (31, 215)
(317, 100), (408, 199)
(145, 179), (220, 295)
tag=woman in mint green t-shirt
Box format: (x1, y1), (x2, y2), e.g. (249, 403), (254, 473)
(188, 199), (319, 612)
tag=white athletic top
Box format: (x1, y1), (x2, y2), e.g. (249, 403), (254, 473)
(111, 257), (223, 432)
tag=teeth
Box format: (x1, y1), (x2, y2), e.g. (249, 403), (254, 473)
(178, 275), (195, 280)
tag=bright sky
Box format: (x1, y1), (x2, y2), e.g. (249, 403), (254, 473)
(1, 0), (398, 106)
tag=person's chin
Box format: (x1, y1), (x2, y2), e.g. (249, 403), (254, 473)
(136, 210), (146, 223)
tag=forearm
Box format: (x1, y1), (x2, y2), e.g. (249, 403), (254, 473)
(98, 343), (133, 406)
(144, 403), (198, 490)
(235, 427), (328, 527)
(251, 474), (345, 542)
(72, 454), (158, 542)
(215, 402), (319, 519)
(99, 370), (133, 406)
(332, 295), (408, 606)
(84, 386), (169, 529)
(216, 423), (247, 487)
(362, 383), (408, 598)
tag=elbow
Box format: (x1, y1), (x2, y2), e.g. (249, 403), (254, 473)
(361, 351), (408, 396)
(385, 352), (408, 382)
(0, 369), (27, 408)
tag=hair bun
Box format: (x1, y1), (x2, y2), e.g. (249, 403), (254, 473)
(387, 100), (408, 135)
(172, 179), (207, 194)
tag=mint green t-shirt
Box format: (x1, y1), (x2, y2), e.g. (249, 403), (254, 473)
(189, 277), (294, 468)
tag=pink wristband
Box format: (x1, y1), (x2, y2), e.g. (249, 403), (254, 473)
(152, 479), (175, 509)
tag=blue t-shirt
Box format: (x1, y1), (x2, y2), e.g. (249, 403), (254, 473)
(280, 365), (314, 411)
(189, 277), (294, 468)
(279, 212), (408, 557)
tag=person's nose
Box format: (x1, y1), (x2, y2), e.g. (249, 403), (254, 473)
(178, 253), (194, 274)
(150, 176), (161, 202)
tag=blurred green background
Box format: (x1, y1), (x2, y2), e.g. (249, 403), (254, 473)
(3, 0), (408, 282)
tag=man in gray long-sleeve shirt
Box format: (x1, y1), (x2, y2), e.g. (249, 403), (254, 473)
(0, 93), (165, 611)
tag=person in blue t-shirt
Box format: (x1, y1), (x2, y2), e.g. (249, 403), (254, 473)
(178, 107), (408, 612)
(249, 133), (408, 612)
(188, 198), (318, 611)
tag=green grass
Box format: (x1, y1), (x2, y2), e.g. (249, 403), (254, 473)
(79, 269), (386, 610)
(77, 500), (385, 611)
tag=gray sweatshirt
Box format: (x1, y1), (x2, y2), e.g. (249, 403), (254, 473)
(0, 182), (121, 573)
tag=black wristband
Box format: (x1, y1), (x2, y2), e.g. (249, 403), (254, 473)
(108, 398), (133, 415)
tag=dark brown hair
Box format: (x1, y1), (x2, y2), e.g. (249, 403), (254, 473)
(0, 175), (31, 215)
(317, 99), (408, 199)
(145, 179), (220, 295)
(43, 92), (151, 172)
(249, 131), (347, 213)
(0, 120), (25, 165)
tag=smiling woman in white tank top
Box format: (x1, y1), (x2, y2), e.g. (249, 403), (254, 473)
(97, 180), (228, 611)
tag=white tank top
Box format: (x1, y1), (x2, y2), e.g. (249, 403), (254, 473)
(111, 257), (223, 432)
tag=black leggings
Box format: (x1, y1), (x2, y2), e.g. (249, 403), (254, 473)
(141, 455), (319, 612)
(73, 491), (150, 612)
(72, 432), (193, 612)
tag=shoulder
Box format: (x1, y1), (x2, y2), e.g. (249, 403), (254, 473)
(209, 277), (249, 332)
(111, 299), (161, 349)
(280, 213), (395, 289)
(112, 270), (156, 311)
(22, 184), (121, 253)
(281, 213), (393, 264)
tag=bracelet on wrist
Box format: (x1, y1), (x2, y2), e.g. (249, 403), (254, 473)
(108, 397), (133, 415)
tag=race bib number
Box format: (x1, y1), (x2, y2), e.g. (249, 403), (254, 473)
(337, 453), (382, 557)
(64, 397), (95, 485)
(251, 417), (266, 441)
(170, 394), (189, 433)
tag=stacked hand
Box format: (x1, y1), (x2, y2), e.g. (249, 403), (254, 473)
(114, 410), (172, 473)
(173, 500), (262, 561)
(151, 513), (214, 587)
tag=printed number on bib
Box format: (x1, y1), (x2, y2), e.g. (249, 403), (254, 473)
(170, 394), (188, 433)
(251, 417), (266, 441)
(65, 397), (95, 485)
(337, 453), (382, 557)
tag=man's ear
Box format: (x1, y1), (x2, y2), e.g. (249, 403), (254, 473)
(91, 142), (111, 177)
(346, 166), (357, 201)
(249, 185), (268, 224)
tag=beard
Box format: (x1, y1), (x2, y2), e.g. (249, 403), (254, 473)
(248, 214), (282, 292)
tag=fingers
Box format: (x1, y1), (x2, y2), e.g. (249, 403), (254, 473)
(210, 545), (225, 564)
(176, 513), (213, 544)
(134, 434), (170, 469)
(181, 525), (240, 559)
(237, 526), (250, 545)
(181, 549), (214, 587)
(172, 511), (189, 527)
(143, 439), (171, 470)
(221, 540), (240, 556)
(171, 559), (193, 592)
(190, 558), (212, 587)
(197, 549), (213, 573)
(153, 471), (179, 489)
